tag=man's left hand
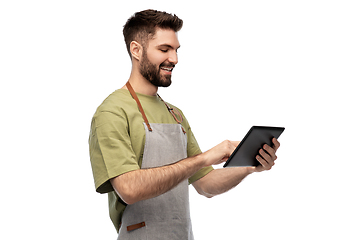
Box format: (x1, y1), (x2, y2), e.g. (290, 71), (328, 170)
(249, 138), (280, 173)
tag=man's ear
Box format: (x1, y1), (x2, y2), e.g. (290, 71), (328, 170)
(130, 41), (143, 61)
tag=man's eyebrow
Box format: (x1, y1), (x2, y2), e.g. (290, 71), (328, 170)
(156, 44), (181, 49)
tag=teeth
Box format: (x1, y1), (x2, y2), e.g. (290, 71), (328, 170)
(161, 67), (172, 71)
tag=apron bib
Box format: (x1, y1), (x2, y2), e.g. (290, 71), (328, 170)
(117, 83), (194, 240)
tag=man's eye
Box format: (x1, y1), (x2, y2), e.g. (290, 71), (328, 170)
(160, 49), (168, 53)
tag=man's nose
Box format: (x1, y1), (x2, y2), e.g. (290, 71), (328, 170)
(168, 50), (178, 65)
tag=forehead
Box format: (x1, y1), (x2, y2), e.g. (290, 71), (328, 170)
(148, 28), (180, 49)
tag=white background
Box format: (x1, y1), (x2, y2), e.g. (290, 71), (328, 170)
(1, 0), (359, 239)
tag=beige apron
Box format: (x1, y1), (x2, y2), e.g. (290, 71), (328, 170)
(117, 83), (194, 240)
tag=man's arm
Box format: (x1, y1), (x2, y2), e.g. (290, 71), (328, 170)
(193, 138), (280, 198)
(110, 140), (239, 205)
(192, 167), (253, 198)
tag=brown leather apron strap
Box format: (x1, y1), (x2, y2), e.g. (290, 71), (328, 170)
(157, 94), (183, 124)
(157, 94), (186, 134)
(126, 81), (186, 134)
(127, 221), (146, 232)
(126, 82), (152, 132)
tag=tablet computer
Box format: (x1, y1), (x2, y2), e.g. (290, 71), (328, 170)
(223, 126), (285, 168)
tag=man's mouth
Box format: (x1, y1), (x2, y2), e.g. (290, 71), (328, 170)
(160, 65), (175, 73)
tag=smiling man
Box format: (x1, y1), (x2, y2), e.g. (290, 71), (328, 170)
(132, 28), (179, 90)
(89, 9), (280, 240)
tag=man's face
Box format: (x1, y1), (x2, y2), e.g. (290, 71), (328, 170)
(139, 28), (180, 87)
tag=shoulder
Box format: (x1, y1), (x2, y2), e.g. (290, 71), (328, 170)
(96, 89), (133, 114)
(92, 89), (137, 124)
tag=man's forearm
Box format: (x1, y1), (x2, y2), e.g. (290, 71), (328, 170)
(111, 154), (205, 205)
(193, 167), (254, 198)
(111, 140), (238, 204)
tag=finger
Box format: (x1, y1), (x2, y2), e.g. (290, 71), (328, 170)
(220, 140), (237, 159)
(226, 140), (237, 153)
(259, 148), (274, 165)
(230, 141), (241, 147)
(272, 138), (280, 151)
(223, 140), (238, 156)
(256, 155), (272, 170)
(263, 144), (277, 161)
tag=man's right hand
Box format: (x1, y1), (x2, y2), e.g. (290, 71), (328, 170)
(200, 140), (239, 167)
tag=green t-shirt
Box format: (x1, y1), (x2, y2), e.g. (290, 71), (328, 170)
(89, 89), (213, 231)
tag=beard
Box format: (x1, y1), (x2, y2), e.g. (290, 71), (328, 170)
(139, 51), (173, 87)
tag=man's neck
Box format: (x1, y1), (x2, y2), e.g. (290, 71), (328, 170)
(123, 71), (158, 96)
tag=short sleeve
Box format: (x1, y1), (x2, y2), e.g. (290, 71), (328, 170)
(89, 111), (140, 193)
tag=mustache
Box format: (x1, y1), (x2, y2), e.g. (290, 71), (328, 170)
(160, 62), (175, 68)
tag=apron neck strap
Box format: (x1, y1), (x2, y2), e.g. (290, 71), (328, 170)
(157, 94), (183, 124)
(157, 94), (186, 134)
(126, 82), (186, 134)
(126, 82), (152, 132)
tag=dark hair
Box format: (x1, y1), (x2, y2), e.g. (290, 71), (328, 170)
(123, 9), (183, 57)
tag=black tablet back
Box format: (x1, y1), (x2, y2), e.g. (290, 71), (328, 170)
(223, 126), (285, 167)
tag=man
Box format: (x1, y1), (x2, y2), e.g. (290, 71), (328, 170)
(89, 9), (280, 239)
